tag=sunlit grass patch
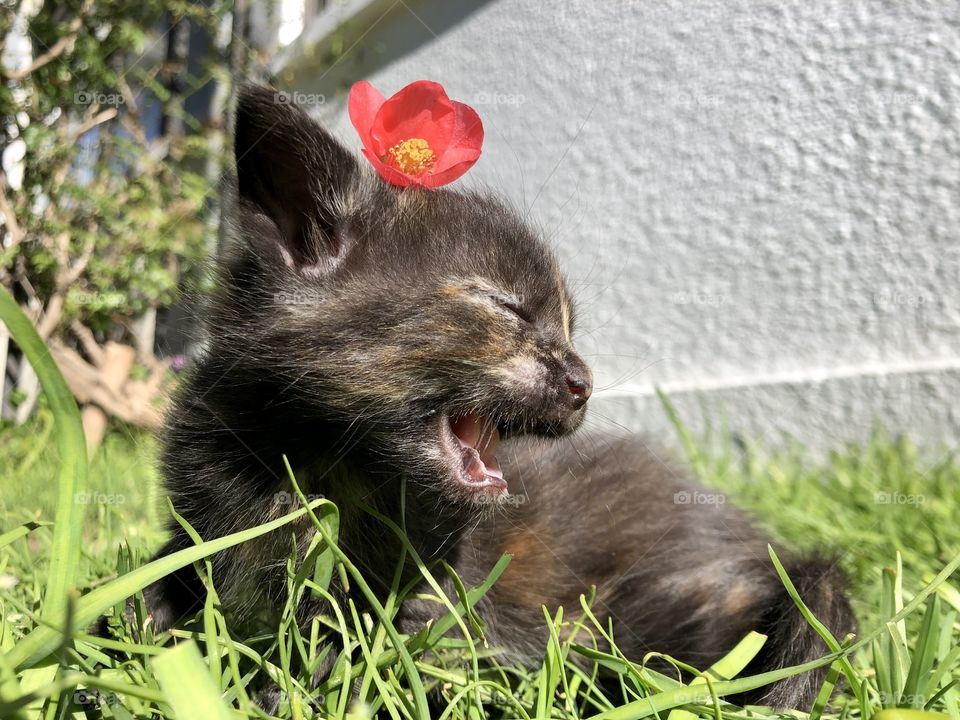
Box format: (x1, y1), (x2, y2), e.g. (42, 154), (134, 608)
(1, 289), (959, 718)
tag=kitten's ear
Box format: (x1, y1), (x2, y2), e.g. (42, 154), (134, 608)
(233, 84), (358, 271)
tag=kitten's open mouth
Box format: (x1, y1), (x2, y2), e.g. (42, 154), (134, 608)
(439, 410), (507, 494)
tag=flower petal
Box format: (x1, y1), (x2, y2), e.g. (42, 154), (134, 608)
(372, 80), (456, 153)
(419, 159), (479, 188)
(433, 101), (484, 173)
(348, 81), (386, 155)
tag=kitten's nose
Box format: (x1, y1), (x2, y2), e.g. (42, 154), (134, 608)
(566, 373), (592, 409)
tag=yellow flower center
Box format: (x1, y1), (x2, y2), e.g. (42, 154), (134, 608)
(384, 138), (436, 175)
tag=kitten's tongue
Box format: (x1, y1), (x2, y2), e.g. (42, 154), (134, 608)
(450, 412), (504, 484)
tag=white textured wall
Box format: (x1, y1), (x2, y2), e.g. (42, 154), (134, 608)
(283, 0), (960, 453)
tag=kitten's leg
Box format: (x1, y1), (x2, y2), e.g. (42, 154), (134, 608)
(89, 529), (206, 640)
(481, 505), (854, 708)
(133, 530), (207, 635)
(624, 548), (856, 708)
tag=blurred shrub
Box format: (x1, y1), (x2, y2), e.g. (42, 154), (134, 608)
(0, 0), (234, 433)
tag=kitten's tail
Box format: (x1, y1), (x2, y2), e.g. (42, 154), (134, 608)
(748, 554), (856, 709)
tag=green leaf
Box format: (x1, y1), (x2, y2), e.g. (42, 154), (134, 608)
(695, 631), (766, 684)
(535, 606), (563, 719)
(902, 595), (940, 706)
(0, 521), (51, 550)
(152, 640), (231, 720)
(768, 545), (863, 706)
(873, 710), (953, 720)
(656, 388), (707, 478)
(809, 660), (841, 720)
(4, 497), (326, 671)
(0, 287), (87, 629)
(283, 461), (431, 720)
(307, 503), (339, 598)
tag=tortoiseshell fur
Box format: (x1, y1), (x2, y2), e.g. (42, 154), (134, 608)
(142, 86), (854, 709)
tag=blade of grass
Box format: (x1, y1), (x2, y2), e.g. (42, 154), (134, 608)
(586, 652), (846, 720)
(348, 599), (403, 720)
(696, 632), (766, 684)
(656, 388), (707, 478)
(0, 671), (166, 716)
(0, 287), (87, 629)
(0, 521), (51, 550)
(665, 633), (769, 720)
(5, 497), (326, 671)
(317, 553), (511, 696)
(887, 556), (911, 702)
(283, 459), (430, 720)
(152, 640), (231, 720)
(925, 680), (959, 712)
(166, 501), (226, 695)
(903, 595), (941, 707)
(768, 545), (864, 706)
(809, 660), (841, 720)
(535, 606), (564, 719)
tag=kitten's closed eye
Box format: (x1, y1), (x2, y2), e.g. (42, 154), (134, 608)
(489, 293), (531, 323)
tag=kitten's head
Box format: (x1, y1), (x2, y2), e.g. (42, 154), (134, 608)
(220, 85), (591, 505)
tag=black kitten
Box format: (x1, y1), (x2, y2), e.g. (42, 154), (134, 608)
(142, 85), (854, 709)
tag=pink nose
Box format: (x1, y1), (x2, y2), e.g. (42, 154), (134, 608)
(566, 375), (592, 409)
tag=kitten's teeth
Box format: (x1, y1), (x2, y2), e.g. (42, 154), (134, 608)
(476, 423), (500, 469)
(460, 446), (486, 481)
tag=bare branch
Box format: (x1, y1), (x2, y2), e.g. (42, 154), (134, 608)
(49, 339), (164, 429)
(60, 235), (95, 287)
(35, 293), (63, 341)
(116, 75), (140, 118)
(0, 174), (25, 250)
(69, 107), (118, 142)
(69, 319), (105, 366)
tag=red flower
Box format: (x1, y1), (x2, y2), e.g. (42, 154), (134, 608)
(348, 80), (484, 188)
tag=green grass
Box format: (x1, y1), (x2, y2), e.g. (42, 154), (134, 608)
(1, 290), (959, 719)
(1, 414), (166, 561)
